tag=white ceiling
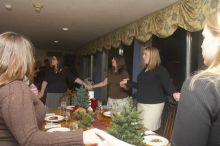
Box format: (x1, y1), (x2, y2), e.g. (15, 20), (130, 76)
(0, 0), (178, 50)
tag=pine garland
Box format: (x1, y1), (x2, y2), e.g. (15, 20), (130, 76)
(72, 86), (90, 109)
(107, 97), (145, 146)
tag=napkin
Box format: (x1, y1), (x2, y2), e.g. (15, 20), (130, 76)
(45, 123), (61, 129)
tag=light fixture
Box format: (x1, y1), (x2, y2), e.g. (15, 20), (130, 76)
(5, 4), (12, 11)
(33, 2), (43, 13)
(54, 41), (59, 43)
(62, 27), (69, 31)
(119, 48), (124, 56)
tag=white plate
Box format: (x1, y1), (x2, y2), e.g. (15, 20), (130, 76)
(145, 130), (156, 135)
(103, 111), (112, 117)
(45, 113), (55, 117)
(144, 135), (169, 146)
(47, 127), (70, 132)
(44, 115), (64, 122)
(65, 105), (75, 110)
(45, 123), (61, 129)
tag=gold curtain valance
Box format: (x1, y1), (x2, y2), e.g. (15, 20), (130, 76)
(78, 0), (219, 55)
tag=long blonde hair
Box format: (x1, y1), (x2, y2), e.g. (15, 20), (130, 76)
(0, 32), (35, 86)
(190, 9), (220, 88)
(143, 47), (161, 71)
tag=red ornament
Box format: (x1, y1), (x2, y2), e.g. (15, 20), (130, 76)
(90, 98), (97, 111)
(70, 106), (79, 112)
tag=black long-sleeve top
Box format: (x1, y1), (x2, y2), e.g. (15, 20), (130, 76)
(128, 65), (176, 104)
(171, 78), (220, 146)
(44, 68), (77, 93)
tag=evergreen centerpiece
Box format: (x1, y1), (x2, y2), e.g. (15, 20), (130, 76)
(72, 86), (90, 109)
(107, 97), (145, 146)
(72, 109), (94, 128)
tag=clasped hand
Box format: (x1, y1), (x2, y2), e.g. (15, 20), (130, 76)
(120, 79), (129, 89)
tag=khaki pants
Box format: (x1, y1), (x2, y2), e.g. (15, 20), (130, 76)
(137, 102), (165, 131)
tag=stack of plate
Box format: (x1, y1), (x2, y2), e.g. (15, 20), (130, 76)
(144, 135), (169, 146)
(47, 127), (70, 132)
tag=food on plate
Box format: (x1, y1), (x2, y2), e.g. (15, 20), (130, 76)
(49, 116), (58, 120)
(151, 138), (163, 143)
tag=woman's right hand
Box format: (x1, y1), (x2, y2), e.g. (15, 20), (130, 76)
(37, 91), (44, 99)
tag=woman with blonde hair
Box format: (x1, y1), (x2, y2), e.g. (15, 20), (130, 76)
(0, 32), (104, 146)
(120, 47), (180, 131)
(171, 9), (220, 146)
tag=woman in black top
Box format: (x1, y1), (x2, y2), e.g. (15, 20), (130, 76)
(171, 9), (220, 146)
(39, 56), (89, 108)
(120, 47), (180, 131)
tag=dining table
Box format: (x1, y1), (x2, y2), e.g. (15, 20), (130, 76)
(41, 108), (170, 146)
(41, 108), (111, 130)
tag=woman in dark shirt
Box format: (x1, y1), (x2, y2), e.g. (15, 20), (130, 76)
(171, 9), (220, 146)
(120, 47), (180, 131)
(39, 56), (89, 108)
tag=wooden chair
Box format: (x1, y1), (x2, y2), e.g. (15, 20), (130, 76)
(163, 103), (177, 141)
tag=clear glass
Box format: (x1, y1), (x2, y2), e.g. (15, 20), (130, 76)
(64, 109), (70, 122)
(60, 100), (67, 116)
(69, 121), (78, 131)
(61, 100), (67, 109)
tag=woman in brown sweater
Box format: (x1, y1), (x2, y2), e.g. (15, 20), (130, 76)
(91, 55), (129, 112)
(0, 32), (104, 146)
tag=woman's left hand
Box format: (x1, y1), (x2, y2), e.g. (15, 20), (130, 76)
(173, 92), (181, 102)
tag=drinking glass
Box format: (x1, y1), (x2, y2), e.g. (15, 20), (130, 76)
(64, 109), (70, 122)
(69, 121), (78, 131)
(60, 101), (67, 116)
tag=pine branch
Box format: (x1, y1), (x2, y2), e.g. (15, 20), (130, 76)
(107, 97), (145, 146)
(72, 86), (90, 109)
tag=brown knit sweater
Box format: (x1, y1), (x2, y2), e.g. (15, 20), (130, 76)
(0, 81), (83, 146)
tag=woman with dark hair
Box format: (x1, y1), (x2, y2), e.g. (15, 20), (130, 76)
(91, 55), (130, 112)
(39, 55), (89, 108)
